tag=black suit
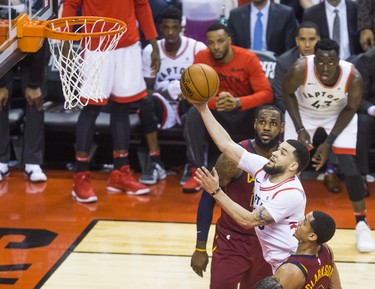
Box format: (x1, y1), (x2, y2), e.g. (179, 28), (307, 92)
(303, 0), (362, 57)
(272, 47), (300, 111)
(227, 3), (298, 56)
(355, 48), (375, 174)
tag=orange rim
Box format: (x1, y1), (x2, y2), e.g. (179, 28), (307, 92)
(44, 16), (127, 41)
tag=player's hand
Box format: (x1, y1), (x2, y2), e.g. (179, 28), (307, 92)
(194, 166), (219, 194)
(297, 130), (314, 151)
(215, 92), (237, 112)
(360, 29), (375, 51)
(311, 142), (330, 171)
(0, 87), (9, 111)
(25, 87), (43, 111)
(191, 250), (209, 277)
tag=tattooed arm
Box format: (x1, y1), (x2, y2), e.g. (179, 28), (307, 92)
(216, 153), (243, 187)
(195, 167), (275, 229)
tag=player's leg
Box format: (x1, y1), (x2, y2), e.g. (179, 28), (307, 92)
(137, 94), (167, 185)
(239, 237), (272, 289)
(71, 47), (116, 203)
(210, 229), (248, 289)
(178, 99), (194, 186)
(356, 113), (375, 195)
(72, 104), (102, 203)
(0, 67), (18, 181)
(332, 115), (375, 252)
(182, 106), (208, 193)
(106, 45), (150, 195)
(0, 90), (11, 181)
(20, 47), (48, 183)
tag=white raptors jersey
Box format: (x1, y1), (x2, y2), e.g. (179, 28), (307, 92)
(295, 55), (353, 118)
(142, 35), (206, 90)
(238, 152), (306, 272)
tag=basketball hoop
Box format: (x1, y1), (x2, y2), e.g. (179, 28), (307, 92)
(16, 14), (127, 109)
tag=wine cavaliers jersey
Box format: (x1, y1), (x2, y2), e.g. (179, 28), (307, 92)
(295, 55), (353, 118)
(281, 244), (334, 289)
(217, 139), (257, 235)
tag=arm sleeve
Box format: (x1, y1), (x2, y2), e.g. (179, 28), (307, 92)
(196, 190), (216, 242)
(135, 1), (158, 41)
(238, 151), (268, 176)
(61, 0), (81, 17)
(239, 54), (273, 110)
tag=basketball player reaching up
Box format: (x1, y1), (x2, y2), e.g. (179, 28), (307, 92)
(191, 100), (310, 272)
(62, 0), (161, 203)
(190, 105), (284, 288)
(282, 38), (375, 253)
(182, 22), (273, 193)
(273, 210), (342, 289)
(140, 6), (206, 185)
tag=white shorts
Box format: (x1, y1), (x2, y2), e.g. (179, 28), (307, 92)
(81, 42), (146, 104)
(284, 111), (358, 155)
(153, 93), (182, 129)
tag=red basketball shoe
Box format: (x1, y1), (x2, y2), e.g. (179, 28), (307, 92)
(107, 165), (150, 195)
(72, 172), (98, 203)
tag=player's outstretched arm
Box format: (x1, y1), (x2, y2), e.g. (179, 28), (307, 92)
(193, 102), (244, 165)
(282, 58), (313, 150)
(194, 167), (275, 229)
(274, 263), (306, 289)
(282, 58), (306, 132)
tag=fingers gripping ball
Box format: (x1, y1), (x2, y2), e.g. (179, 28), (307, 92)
(180, 63), (220, 103)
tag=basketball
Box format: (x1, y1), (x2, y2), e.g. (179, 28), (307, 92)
(180, 63), (220, 103)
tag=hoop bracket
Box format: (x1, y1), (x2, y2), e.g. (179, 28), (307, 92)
(17, 14), (46, 52)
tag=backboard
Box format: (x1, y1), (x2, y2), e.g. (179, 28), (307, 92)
(0, 0), (56, 78)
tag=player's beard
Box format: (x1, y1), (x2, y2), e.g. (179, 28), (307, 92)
(263, 163), (284, 175)
(255, 133), (279, 150)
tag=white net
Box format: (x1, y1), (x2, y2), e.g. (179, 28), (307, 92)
(47, 18), (126, 109)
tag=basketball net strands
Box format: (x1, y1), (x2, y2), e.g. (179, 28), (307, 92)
(15, 14), (127, 109)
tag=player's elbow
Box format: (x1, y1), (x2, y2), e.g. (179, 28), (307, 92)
(237, 217), (255, 230)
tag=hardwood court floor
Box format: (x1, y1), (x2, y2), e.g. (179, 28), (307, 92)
(0, 169), (374, 288)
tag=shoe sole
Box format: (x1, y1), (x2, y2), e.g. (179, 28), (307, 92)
(1, 171), (10, 180)
(357, 245), (375, 253)
(71, 190), (98, 203)
(139, 173), (167, 185)
(107, 186), (150, 195)
(182, 187), (202, 193)
(24, 172), (47, 183)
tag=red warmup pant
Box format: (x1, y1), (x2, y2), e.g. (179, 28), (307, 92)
(210, 223), (272, 289)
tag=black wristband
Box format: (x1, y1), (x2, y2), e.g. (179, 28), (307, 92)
(326, 133), (337, 145)
(296, 127), (305, 134)
(211, 187), (221, 196)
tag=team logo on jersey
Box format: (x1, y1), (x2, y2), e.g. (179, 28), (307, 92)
(247, 174), (255, 184)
